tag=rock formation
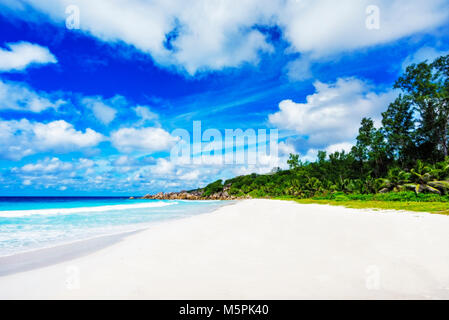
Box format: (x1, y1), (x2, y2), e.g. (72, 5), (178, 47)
(139, 185), (251, 200)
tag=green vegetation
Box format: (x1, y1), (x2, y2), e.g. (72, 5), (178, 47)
(278, 197), (449, 215)
(199, 55), (449, 213)
(202, 179), (224, 197)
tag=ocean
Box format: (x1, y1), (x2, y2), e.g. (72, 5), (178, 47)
(0, 197), (231, 257)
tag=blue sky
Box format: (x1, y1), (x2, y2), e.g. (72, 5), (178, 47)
(0, 0), (448, 196)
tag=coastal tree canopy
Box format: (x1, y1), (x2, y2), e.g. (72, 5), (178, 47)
(190, 55), (449, 201)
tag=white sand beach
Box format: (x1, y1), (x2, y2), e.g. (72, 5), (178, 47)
(1, 199), (449, 299)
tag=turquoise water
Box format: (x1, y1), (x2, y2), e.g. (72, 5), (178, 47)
(0, 197), (231, 257)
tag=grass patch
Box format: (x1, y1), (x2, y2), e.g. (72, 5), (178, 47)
(312, 191), (449, 202)
(275, 196), (449, 215)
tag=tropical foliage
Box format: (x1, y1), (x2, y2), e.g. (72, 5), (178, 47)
(200, 55), (449, 203)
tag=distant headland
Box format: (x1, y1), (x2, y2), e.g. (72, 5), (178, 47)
(138, 183), (251, 201)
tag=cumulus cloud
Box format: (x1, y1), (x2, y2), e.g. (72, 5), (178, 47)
(10, 156), (107, 191)
(178, 169), (200, 181)
(402, 46), (449, 70)
(0, 119), (104, 160)
(134, 106), (159, 125)
(111, 126), (178, 153)
(280, 0), (448, 58)
(296, 142), (354, 163)
(114, 155), (134, 167)
(268, 78), (396, 146)
(2, 0), (276, 75)
(9, 149), (289, 193)
(0, 41), (57, 72)
(3, 0), (446, 75)
(19, 157), (73, 173)
(80, 95), (160, 127)
(285, 56), (313, 81)
(150, 158), (175, 175)
(325, 142), (354, 154)
(33, 120), (104, 149)
(0, 78), (65, 112)
(299, 149), (319, 162)
(278, 141), (297, 156)
(82, 96), (118, 125)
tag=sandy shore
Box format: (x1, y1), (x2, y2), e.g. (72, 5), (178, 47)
(1, 199), (449, 299)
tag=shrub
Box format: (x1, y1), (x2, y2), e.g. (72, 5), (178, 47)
(203, 180), (224, 197)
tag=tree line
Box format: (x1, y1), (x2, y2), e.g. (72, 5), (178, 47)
(201, 55), (449, 200)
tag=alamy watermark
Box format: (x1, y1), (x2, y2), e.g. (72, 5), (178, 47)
(365, 265), (381, 290)
(65, 265), (81, 290)
(66, 4), (381, 31)
(65, 5), (80, 30)
(170, 121), (279, 167)
(366, 5), (380, 30)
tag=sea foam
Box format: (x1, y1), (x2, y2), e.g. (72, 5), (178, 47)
(0, 202), (176, 218)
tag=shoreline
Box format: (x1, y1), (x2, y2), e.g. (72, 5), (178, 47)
(0, 199), (236, 269)
(1, 199), (449, 299)
(0, 230), (140, 277)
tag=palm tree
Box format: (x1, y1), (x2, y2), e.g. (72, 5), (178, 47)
(431, 157), (449, 180)
(377, 167), (411, 193)
(363, 177), (383, 194)
(285, 178), (304, 197)
(406, 160), (442, 194)
(331, 177), (354, 194)
(304, 177), (323, 195)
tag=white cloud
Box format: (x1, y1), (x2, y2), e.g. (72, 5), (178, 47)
(111, 126), (178, 153)
(285, 56), (312, 81)
(92, 102), (116, 125)
(81, 95), (161, 126)
(150, 158), (175, 176)
(268, 78), (395, 146)
(282, 142), (353, 164)
(78, 158), (95, 169)
(9, 149), (289, 193)
(402, 47), (449, 70)
(0, 78), (64, 112)
(228, 162), (281, 177)
(4, 1), (445, 75)
(82, 96), (117, 125)
(0, 119), (104, 160)
(0, 41), (57, 72)
(134, 106), (159, 124)
(178, 169), (200, 181)
(2, 0), (276, 75)
(296, 142), (357, 164)
(114, 155), (133, 166)
(278, 141), (297, 156)
(20, 157), (73, 173)
(33, 120), (104, 150)
(280, 0), (449, 59)
(325, 142), (353, 154)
